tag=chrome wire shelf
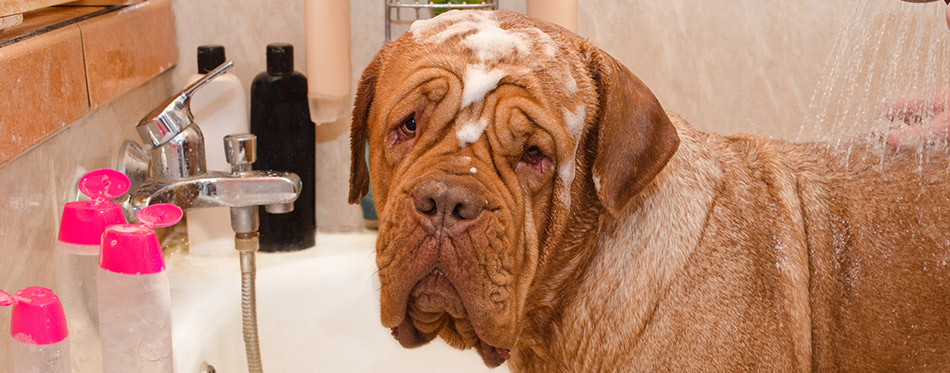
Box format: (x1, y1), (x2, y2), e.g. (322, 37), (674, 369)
(385, 0), (498, 41)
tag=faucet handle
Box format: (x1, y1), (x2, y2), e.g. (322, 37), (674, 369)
(224, 133), (257, 173)
(136, 61), (234, 147)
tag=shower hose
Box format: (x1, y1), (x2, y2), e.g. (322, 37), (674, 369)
(236, 232), (263, 373)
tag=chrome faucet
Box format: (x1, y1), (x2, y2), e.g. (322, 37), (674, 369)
(118, 61), (301, 217)
(117, 61), (284, 372)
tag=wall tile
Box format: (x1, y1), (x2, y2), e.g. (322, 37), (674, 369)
(80, 0), (178, 109)
(0, 24), (88, 166)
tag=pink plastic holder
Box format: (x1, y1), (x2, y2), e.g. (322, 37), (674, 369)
(99, 204), (183, 275)
(58, 169), (130, 245)
(0, 287), (68, 345)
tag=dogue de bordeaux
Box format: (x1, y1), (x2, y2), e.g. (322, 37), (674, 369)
(348, 10), (950, 371)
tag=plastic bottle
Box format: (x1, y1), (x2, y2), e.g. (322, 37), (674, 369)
(250, 43), (316, 252)
(185, 45), (250, 256)
(97, 204), (182, 373)
(1, 287), (70, 373)
(55, 168), (129, 373)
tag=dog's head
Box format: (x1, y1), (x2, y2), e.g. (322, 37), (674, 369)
(349, 10), (678, 367)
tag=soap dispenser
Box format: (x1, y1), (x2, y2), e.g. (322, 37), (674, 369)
(250, 43), (316, 252)
(185, 45), (250, 256)
(97, 203), (182, 373)
(55, 168), (129, 373)
(1, 287), (70, 373)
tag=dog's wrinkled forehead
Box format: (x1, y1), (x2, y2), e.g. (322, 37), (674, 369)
(404, 10), (589, 139)
(398, 10), (593, 207)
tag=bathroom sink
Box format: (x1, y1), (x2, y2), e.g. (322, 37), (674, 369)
(168, 232), (506, 372)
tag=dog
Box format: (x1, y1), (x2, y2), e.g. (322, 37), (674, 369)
(349, 10), (950, 371)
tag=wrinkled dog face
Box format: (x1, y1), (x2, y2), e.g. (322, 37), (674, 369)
(349, 10), (678, 367)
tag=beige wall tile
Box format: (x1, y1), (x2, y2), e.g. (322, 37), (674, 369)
(80, 0), (178, 109)
(0, 24), (88, 166)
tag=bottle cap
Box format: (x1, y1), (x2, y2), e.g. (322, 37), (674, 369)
(58, 169), (130, 246)
(0, 287), (68, 345)
(266, 43), (294, 75)
(197, 45), (226, 74)
(99, 204), (183, 275)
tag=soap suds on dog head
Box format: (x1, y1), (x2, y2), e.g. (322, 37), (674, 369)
(563, 72), (578, 95)
(563, 105), (586, 139)
(460, 26), (532, 64)
(410, 10), (558, 65)
(558, 160), (575, 206)
(409, 10), (490, 37)
(557, 105), (586, 207)
(457, 118), (489, 147)
(462, 64), (507, 108)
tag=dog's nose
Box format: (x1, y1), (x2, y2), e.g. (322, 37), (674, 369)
(413, 181), (484, 226)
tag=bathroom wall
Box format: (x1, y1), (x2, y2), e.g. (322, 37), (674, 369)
(579, 0), (851, 139)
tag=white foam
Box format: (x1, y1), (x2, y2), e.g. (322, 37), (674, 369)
(409, 10), (490, 36)
(563, 72), (578, 95)
(461, 64), (507, 108)
(411, 11), (558, 66)
(520, 28), (558, 60)
(557, 105), (586, 208)
(427, 17), (487, 45)
(459, 25), (531, 64)
(563, 105), (587, 139)
(457, 118), (489, 147)
(557, 160), (575, 206)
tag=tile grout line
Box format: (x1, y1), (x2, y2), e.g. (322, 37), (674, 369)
(77, 23), (91, 112)
(0, 6), (121, 49)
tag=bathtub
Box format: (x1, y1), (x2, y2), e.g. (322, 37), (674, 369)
(168, 232), (507, 372)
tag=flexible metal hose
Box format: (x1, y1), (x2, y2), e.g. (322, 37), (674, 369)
(236, 233), (263, 373)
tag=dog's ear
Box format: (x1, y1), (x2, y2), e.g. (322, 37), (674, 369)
(349, 52), (383, 204)
(584, 44), (679, 216)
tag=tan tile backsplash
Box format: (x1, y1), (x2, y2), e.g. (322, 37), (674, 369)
(0, 24), (88, 166)
(80, 0), (177, 109)
(0, 0), (177, 167)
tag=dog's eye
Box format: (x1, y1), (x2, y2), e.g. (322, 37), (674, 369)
(525, 145), (541, 157)
(400, 116), (417, 137)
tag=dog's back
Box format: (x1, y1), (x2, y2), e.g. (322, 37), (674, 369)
(792, 140), (950, 371)
(728, 133), (950, 370)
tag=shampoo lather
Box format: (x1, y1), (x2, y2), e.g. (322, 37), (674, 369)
(98, 204), (182, 373)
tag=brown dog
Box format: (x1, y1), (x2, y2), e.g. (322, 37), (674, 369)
(349, 10), (950, 371)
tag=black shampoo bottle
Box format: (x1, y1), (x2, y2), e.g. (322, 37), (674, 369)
(250, 43), (315, 252)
